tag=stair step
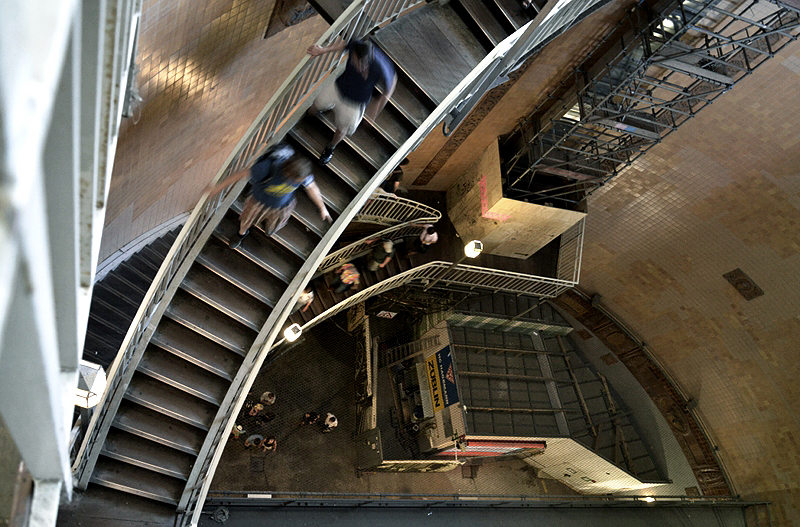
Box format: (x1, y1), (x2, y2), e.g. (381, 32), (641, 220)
(364, 99), (414, 148)
(152, 318), (243, 378)
(197, 237), (288, 305)
(152, 234), (178, 256)
(136, 246), (167, 273)
(88, 298), (134, 332)
(139, 345), (229, 405)
(183, 265), (269, 331)
(92, 457), (184, 506)
(115, 263), (155, 294)
(126, 373), (217, 430)
(374, 13), (484, 105)
(313, 112), (394, 169)
(102, 428), (195, 480)
(289, 120), (372, 189)
(213, 215), (301, 282)
(126, 251), (160, 278)
(374, 61), (436, 127)
(85, 315), (128, 346)
(114, 400), (205, 456)
(93, 278), (144, 314)
(99, 272), (148, 300)
(272, 218), (318, 260)
(82, 332), (121, 369)
(166, 289), (255, 355)
(455, 0), (507, 47)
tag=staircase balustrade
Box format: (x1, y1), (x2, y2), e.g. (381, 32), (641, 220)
(353, 193), (441, 225)
(556, 217), (585, 283)
(275, 261), (578, 351)
(72, 1), (610, 523)
(72, 0), (426, 499)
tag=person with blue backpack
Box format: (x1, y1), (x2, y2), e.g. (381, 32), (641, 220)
(206, 143), (331, 248)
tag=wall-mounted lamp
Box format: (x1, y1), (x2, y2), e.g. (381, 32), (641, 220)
(424, 240), (483, 291)
(463, 240), (483, 258)
(284, 323), (302, 342)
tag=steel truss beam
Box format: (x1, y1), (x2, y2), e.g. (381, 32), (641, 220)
(504, 0), (800, 203)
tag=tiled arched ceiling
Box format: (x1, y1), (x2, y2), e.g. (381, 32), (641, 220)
(579, 37), (800, 525)
(100, 0), (327, 261)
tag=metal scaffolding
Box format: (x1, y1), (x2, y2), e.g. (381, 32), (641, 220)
(502, 0), (800, 205)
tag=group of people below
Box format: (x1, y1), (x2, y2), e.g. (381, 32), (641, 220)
(327, 222), (439, 295)
(230, 390), (279, 453)
(230, 389), (340, 454)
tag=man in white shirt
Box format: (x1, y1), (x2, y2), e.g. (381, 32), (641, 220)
(323, 412), (338, 433)
(412, 224), (438, 254)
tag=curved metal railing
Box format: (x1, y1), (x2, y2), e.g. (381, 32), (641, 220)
(274, 261), (577, 349)
(318, 195), (441, 276)
(354, 193), (441, 225)
(316, 221), (426, 275)
(75, 0), (612, 520)
(71, 0), (426, 496)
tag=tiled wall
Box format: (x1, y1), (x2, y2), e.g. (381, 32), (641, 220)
(100, 0), (328, 262)
(580, 37), (800, 525)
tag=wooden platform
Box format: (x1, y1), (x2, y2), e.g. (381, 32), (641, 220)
(404, 190), (559, 278)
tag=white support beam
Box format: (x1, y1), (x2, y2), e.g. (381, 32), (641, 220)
(29, 480), (63, 527)
(45, 17), (84, 371)
(0, 256), (70, 484)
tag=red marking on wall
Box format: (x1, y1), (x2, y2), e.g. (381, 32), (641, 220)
(479, 175), (510, 222)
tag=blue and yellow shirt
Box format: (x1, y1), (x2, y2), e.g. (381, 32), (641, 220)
(249, 146), (313, 208)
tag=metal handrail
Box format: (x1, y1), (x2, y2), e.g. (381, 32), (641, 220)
(273, 262), (578, 349)
(316, 222), (426, 276)
(76, 0), (605, 519)
(556, 217), (585, 283)
(71, 0), (425, 493)
(353, 193), (442, 225)
(443, 0), (614, 137)
(206, 490), (752, 505)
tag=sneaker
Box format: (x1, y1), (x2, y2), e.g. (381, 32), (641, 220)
(229, 230), (249, 249)
(318, 146), (335, 165)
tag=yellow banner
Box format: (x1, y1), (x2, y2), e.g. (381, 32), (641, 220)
(426, 356), (444, 413)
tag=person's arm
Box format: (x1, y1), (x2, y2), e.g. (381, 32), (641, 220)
(301, 297), (312, 312)
(204, 169), (249, 196)
(304, 181), (331, 222)
(365, 64), (397, 120)
(307, 39), (347, 57)
(379, 255), (392, 268)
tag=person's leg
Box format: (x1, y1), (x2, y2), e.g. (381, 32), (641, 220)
(320, 96), (364, 164)
(231, 196), (261, 248)
(265, 198), (296, 236)
(309, 80), (337, 117)
(330, 128), (347, 148)
(332, 279), (351, 294)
